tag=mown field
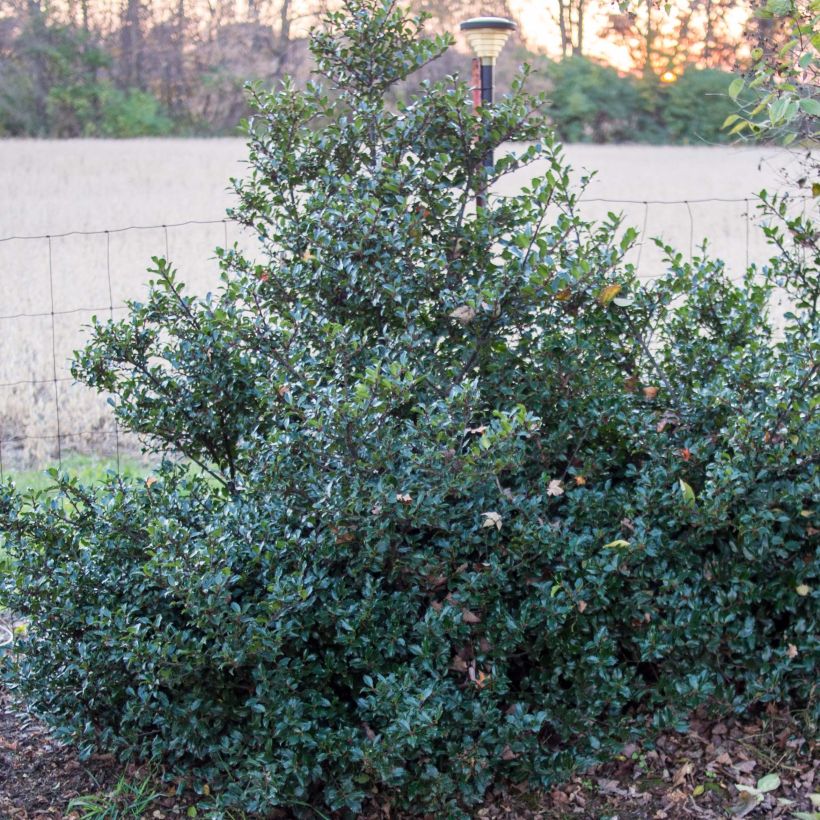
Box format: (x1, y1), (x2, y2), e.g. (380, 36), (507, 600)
(0, 139), (809, 473)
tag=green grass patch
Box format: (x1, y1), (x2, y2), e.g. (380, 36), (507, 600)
(3, 452), (151, 494)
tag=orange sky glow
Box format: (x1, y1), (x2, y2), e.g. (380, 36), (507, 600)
(48, 0), (752, 74)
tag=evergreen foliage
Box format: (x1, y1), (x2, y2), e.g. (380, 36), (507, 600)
(1, 2), (817, 815)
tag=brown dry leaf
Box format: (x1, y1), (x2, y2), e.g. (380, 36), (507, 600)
(550, 788), (570, 804)
(577, 600), (588, 613)
(450, 655), (468, 672)
(624, 375), (640, 392)
(657, 410), (680, 432)
(449, 305), (476, 324)
(466, 425), (487, 434)
(462, 609), (482, 624)
(481, 511), (502, 530)
(672, 761), (693, 786)
(547, 479), (564, 497)
(733, 759), (757, 774)
(555, 286), (572, 301)
(501, 745), (518, 761)
(145, 476), (157, 489)
(574, 475), (587, 486)
(643, 386), (659, 400)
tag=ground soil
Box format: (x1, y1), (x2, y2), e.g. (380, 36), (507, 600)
(1, 683), (816, 819)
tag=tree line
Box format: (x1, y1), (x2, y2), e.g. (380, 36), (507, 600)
(0, 0), (774, 141)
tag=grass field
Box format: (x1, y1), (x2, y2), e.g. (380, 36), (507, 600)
(3, 452), (150, 493)
(0, 138), (812, 469)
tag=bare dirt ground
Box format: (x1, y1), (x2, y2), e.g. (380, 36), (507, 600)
(0, 139), (812, 468)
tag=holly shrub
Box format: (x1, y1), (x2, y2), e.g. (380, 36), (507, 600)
(1, 1), (817, 816)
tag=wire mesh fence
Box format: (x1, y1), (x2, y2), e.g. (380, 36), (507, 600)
(0, 194), (812, 474)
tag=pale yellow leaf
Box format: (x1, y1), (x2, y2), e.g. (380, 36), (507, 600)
(481, 511), (502, 530)
(597, 283), (622, 306)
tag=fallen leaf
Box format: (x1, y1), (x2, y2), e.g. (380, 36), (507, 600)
(547, 479), (564, 497)
(577, 600), (587, 613)
(501, 745), (518, 761)
(787, 643), (799, 658)
(396, 493), (412, 504)
(472, 668), (490, 688)
(481, 511), (502, 530)
(598, 283), (622, 305)
(449, 305), (476, 324)
(145, 476), (157, 489)
(672, 761), (693, 786)
(756, 773), (780, 792)
(657, 410), (680, 432)
(450, 655), (468, 672)
(462, 609), (482, 624)
(555, 286), (572, 301)
(643, 386), (659, 399)
(574, 475), (587, 486)
(730, 787), (762, 816)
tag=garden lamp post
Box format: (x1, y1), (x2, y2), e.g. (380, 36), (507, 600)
(460, 16), (517, 206)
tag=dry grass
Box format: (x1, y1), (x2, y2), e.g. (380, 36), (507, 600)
(0, 139), (810, 468)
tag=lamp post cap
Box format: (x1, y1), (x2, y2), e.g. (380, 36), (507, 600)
(459, 17), (517, 32)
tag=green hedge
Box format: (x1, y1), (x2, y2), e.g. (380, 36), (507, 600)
(2, 2), (817, 816)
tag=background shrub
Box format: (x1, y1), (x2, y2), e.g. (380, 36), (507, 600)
(1, 1), (817, 816)
(540, 56), (744, 144)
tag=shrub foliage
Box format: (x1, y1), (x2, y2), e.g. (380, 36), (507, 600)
(2, 1), (818, 815)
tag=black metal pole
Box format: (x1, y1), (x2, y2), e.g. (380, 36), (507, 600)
(476, 62), (493, 209)
(481, 62), (493, 172)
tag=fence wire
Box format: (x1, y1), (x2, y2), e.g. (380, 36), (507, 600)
(0, 197), (813, 475)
